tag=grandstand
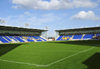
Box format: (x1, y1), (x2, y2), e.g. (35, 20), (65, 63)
(55, 26), (100, 41)
(0, 26), (100, 69)
(0, 25), (48, 43)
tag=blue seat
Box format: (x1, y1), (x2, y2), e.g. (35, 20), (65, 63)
(14, 36), (25, 42)
(96, 34), (100, 36)
(22, 36), (34, 42)
(56, 36), (63, 41)
(3, 36), (12, 42)
(0, 36), (47, 43)
(0, 36), (9, 43)
(83, 34), (94, 39)
(8, 36), (18, 41)
(73, 35), (82, 39)
(32, 36), (42, 41)
(37, 36), (47, 41)
(95, 34), (100, 39)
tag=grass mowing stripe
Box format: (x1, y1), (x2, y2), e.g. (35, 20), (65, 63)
(46, 44), (100, 67)
(0, 44), (99, 67)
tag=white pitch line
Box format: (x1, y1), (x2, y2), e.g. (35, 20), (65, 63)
(46, 44), (100, 67)
(0, 59), (47, 67)
(0, 44), (99, 67)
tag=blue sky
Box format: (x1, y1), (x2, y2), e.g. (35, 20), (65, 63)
(0, 0), (100, 37)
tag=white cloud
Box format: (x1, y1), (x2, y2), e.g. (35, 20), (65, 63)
(71, 11), (100, 21)
(24, 12), (30, 14)
(0, 13), (61, 27)
(12, 0), (98, 10)
(97, 8), (100, 10)
(12, 5), (18, 9)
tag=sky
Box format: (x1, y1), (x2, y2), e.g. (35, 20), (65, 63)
(0, 0), (100, 37)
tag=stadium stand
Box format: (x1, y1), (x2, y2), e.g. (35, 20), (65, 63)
(8, 36), (19, 42)
(3, 36), (12, 42)
(95, 34), (100, 39)
(56, 35), (73, 41)
(73, 35), (82, 40)
(0, 25), (48, 43)
(14, 36), (25, 42)
(83, 34), (94, 40)
(96, 34), (100, 36)
(0, 40), (2, 43)
(38, 36), (47, 41)
(55, 26), (100, 41)
(56, 36), (63, 41)
(22, 36), (35, 42)
(0, 36), (9, 43)
(0, 36), (47, 43)
(32, 36), (42, 41)
(56, 34), (94, 41)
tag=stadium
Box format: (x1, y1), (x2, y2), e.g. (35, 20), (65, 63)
(0, 0), (100, 69)
(0, 25), (100, 69)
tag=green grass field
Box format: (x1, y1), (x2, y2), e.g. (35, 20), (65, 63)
(0, 40), (100, 69)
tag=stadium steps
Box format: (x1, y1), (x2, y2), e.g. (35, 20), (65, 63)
(0, 36), (9, 43)
(83, 34), (94, 40)
(40, 36), (48, 41)
(55, 36), (60, 40)
(36, 36), (44, 41)
(39, 36), (47, 41)
(5, 36), (12, 42)
(56, 36), (63, 41)
(81, 34), (85, 40)
(22, 36), (34, 42)
(32, 38), (37, 42)
(94, 34), (96, 36)
(0, 41), (3, 43)
(35, 36), (43, 41)
(0, 36), (47, 43)
(64, 35), (72, 41)
(93, 34), (96, 38)
(32, 39), (37, 42)
(27, 36), (35, 42)
(21, 36), (28, 42)
(96, 34), (100, 36)
(30, 36), (37, 42)
(32, 36), (42, 42)
(20, 36), (28, 42)
(13, 37), (20, 42)
(14, 36), (25, 42)
(8, 36), (18, 43)
(6, 36), (13, 42)
(39, 38), (45, 41)
(72, 35), (82, 40)
(19, 36), (28, 42)
(2, 36), (10, 43)
(92, 34), (100, 40)
(12, 36), (20, 43)
(60, 36), (64, 41)
(70, 35), (74, 40)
